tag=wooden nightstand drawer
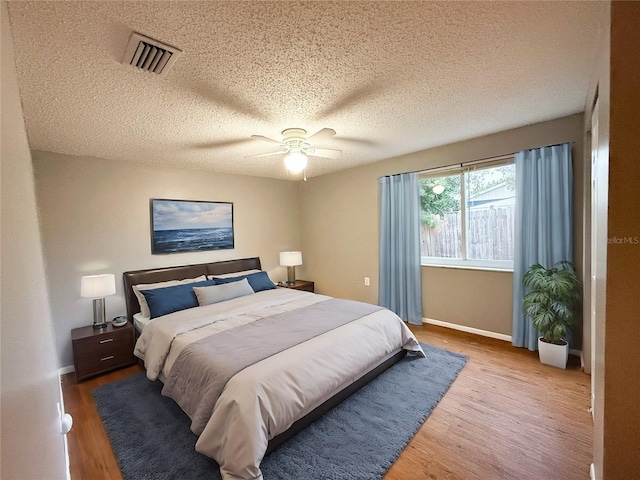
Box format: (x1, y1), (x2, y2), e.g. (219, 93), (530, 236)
(72, 323), (135, 382)
(279, 280), (314, 293)
(75, 347), (135, 380)
(74, 329), (133, 359)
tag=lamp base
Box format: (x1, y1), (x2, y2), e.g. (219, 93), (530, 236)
(92, 297), (107, 329)
(286, 266), (296, 285)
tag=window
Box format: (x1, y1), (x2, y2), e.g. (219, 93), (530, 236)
(419, 160), (515, 270)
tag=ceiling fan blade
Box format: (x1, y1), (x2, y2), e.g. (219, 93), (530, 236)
(190, 138), (252, 149)
(305, 147), (342, 159)
(305, 128), (336, 143)
(251, 134), (283, 146)
(245, 149), (288, 158)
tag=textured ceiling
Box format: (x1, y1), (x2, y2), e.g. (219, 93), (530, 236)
(7, 1), (605, 180)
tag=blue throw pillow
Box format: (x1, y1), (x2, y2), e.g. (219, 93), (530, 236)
(140, 280), (215, 318)
(213, 271), (277, 293)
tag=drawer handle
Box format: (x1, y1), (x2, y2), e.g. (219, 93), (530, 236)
(100, 355), (114, 362)
(99, 338), (114, 344)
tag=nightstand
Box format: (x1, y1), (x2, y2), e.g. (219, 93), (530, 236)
(71, 322), (135, 382)
(279, 280), (315, 293)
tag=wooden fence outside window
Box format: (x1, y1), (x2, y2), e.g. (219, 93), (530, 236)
(421, 206), (515, 260)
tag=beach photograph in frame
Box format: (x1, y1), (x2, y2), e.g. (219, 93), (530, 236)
(150, 199), (234, 254)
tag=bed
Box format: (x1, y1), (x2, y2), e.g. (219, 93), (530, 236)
(123, 257), (424, 480)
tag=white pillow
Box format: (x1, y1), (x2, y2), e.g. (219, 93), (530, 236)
(193, 278), (254, 306)
(132, 275), (206, 318)
(207, 269), (261, 280)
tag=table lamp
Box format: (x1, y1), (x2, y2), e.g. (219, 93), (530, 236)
(81, 274), (116, 329)
(279, 251), (302, 285)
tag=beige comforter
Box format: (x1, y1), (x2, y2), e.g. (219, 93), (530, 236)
(134, 288), (424, 480)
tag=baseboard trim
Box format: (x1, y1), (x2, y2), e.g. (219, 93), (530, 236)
(59, 365), (75, 375)
(57, 371), (72, 480)
(422, 318), (512, 342)
(590, 463), (596, 480)
(422, 318), (584, 358)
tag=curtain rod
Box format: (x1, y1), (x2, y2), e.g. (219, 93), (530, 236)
(378, 141), (575, 178)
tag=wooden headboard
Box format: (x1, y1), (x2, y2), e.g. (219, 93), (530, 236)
(122, 257), (262, 321)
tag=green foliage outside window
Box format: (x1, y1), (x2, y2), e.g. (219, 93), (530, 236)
(419, 165), (515, 228)
(465, 165), (515, 196)
(419, 175), (460, 227)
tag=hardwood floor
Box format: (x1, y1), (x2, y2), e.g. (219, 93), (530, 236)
(62, 324), (592, 480)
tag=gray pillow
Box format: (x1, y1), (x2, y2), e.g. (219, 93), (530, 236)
(193, 278), (254, 306)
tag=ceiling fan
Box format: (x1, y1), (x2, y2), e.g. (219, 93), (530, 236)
(247, 128), (342, 178)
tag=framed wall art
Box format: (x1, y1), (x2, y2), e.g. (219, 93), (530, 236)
(150, 199), (234, 254)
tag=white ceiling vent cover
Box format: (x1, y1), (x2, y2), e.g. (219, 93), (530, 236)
(121, 32), (182, 78)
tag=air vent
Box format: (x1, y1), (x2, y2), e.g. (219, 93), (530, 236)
(121, 32), (182, 78)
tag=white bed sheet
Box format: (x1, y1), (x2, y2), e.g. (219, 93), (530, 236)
(132, 312), (151, 332)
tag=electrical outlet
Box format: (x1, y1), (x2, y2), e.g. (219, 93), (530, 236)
(364, 277), (370, 286)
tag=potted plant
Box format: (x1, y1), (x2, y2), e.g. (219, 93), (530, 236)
(522, 260), (582, 369)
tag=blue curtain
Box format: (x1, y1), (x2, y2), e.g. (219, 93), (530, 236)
(512, 143), (573, 350)
(378, 172), (422, 325)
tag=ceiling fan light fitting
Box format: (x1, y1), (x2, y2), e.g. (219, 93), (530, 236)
(250, 127), (340, 177)
(285, 151), (308, 173)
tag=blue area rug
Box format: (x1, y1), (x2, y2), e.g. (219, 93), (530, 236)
(93, 343), (467, 479)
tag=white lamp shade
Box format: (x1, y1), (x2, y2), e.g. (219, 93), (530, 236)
(279, 251), (303, 266)
(81, 274), (116, 298)
(284, 151), (308, 173)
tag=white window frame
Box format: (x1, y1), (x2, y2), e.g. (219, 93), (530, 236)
(420, 157), (515, 271)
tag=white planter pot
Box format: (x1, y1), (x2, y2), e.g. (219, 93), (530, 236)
(537, 337), (568, 369)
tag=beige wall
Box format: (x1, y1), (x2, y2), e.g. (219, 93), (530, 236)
(600, 2), (640, 477)
(422, 267), (513, 334)
(33, 152), (302, 367)
(300, 114), (584, 340)
(0, 2), (68, 478)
